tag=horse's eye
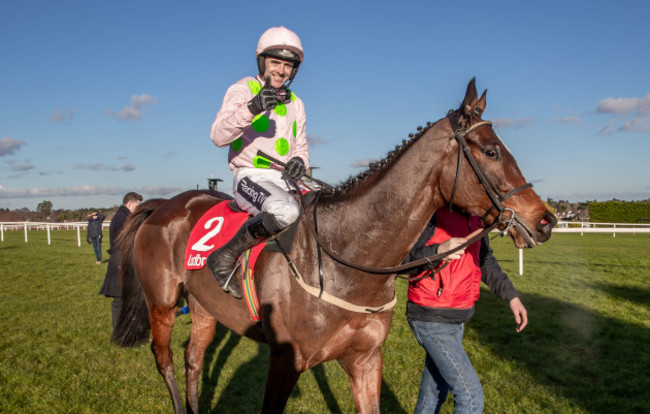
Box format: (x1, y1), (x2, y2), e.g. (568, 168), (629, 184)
(485, 148), (499, 160)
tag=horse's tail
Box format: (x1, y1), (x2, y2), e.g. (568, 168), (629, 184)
(112, 198), (167, 347)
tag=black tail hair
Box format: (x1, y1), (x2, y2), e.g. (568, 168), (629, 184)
(111, 199), (167, 347)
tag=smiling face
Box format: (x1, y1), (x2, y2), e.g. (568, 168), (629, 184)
(263, 57), (294, 88)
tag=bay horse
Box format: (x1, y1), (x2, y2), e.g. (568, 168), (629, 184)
(113, 78), (556, 413)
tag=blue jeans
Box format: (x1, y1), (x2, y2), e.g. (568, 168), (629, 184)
(91, 236), (102, 262)
(408, 319), (484, 414)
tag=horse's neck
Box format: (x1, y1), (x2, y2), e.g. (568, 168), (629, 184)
(317, 121), (452, 268)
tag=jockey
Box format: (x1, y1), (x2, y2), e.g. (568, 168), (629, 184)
(207, 26), (309, 299)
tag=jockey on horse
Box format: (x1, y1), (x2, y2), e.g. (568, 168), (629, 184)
(207, 27), (309, 299)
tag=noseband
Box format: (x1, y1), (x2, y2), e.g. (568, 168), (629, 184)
(447, 110), (534, 242)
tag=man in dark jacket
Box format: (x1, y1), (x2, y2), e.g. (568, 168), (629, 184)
(99, 192), (142, 331)
(404, 207), (527, 414)
(86, 210), (106, 264)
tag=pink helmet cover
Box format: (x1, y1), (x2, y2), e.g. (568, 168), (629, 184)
(256, 26), (304, 63)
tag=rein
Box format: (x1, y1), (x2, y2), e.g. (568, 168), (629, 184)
(305, 112), (531, 276)
(308, 194), (500, 275)
(254, 112), (533, 311)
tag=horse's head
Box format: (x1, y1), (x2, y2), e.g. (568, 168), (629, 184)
(439, 78), (556, 248)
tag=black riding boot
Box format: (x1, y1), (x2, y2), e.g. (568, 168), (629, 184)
(206, 213), (280, 299)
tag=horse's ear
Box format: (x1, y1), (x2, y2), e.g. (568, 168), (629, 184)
(461, 77), (478, 116)
(473, 89), (487, 118)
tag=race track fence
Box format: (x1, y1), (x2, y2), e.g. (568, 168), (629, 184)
(0, 221), (111, 247)
(2, 221), (650, 274)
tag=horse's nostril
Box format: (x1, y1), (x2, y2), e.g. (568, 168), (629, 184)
(538, 213), (557, 233)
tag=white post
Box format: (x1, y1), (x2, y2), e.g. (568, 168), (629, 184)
(47, 224), (51, 245)
(613, 224), (616, 238)
(518, 249), (523, 275)
(581, 222), (584, 236)
(1, 223), (3, 242)
(24, 223), (28, 243)
(77, 225), (81, 247)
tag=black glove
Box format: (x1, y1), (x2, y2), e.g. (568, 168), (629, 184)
(247, 77), (279, 115)
(276, 87), (292, 103)
(283, 157), (306, 180)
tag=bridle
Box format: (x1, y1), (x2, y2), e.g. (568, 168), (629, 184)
(268, 111), (536, 285)
(447, 110), (535, 246)
(301, 111), (536, 280)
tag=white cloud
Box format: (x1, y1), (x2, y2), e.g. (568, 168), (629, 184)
(596, 94), (650, 115)
(619, 117), (650, 132)
(493, 118), (533, 129)
(554, 116), (582, 124)
(51, 108), (76, 124)
(307, 133), (329, 147)
(106, 94), (158, 121)
(7, 161), (35, 172)
(350, 158), (377, 168)
(73, 163), (135, 172)
(0, 137), (27, 156)
(596, 94), (650, 134)
(0, 184), (185, 199)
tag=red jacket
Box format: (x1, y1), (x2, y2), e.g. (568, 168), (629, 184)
(405, 208), (519, 323)
(408, 208), (483, 309)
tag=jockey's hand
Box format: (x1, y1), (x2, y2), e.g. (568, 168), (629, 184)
(437, 237), (466, 260)
(283, 157), (306, 180)
(248, 76), (279, 115)
(277, 86), (292, 103)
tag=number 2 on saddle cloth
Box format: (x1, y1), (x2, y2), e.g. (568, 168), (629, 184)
(184, 201), (266, 322)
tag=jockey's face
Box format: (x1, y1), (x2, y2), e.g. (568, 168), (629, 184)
(263, 57), (294, 88)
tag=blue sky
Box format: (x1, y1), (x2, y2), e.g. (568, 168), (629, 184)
(1, 0), (649, 211)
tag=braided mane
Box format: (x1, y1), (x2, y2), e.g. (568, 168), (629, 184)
(321, 118), (442, 197)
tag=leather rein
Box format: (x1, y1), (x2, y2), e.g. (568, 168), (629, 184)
(307, 111), (533, 276)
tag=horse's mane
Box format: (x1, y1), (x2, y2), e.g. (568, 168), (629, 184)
(320, 118), (443, 198)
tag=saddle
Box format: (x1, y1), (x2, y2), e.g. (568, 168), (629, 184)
(184, 191), (319, 322)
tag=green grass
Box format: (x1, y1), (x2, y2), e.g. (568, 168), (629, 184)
(1, 230), (648, 413)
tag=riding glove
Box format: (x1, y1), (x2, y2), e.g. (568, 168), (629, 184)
(283, 157), (306, 180)
(247, 77), (279, 115)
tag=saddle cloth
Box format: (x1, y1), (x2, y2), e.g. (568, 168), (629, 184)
(184, 201), (265, 322)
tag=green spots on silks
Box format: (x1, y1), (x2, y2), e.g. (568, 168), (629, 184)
(290, 91), (296, 101)
(251, 114), (269, 133)
(292, 121), (297, 138)
(274, 102), (287, 116)
(230, 137), (242, 152)
(275, 138), (289, 156)
(252, 155), (271, 169)
(248, 80), (262, 95)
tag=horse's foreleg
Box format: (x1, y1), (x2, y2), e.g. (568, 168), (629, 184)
(338, 347), (383, 414)
(150, 304), (186, 414)
(261, 349), (302, 414)
(184, 297), (217, 414)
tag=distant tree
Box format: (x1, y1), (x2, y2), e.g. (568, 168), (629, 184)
(36, 200), (53, 220)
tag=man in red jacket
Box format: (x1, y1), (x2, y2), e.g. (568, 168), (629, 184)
(404, 208), (528, 414)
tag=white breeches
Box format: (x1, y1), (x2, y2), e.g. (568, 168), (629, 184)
(232, 168), (300, 228)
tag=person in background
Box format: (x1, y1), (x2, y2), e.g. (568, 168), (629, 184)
(99, 192), (143, 331)
(86, 209), (106, 264)
(207, 26), (309, 299)
(404, 207), (528, 414)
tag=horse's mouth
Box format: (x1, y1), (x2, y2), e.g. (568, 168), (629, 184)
(509, 213), (556, 248)
(510, 223), (538, 248)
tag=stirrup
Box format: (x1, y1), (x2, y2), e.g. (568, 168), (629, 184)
(221, 258), (242, 298)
